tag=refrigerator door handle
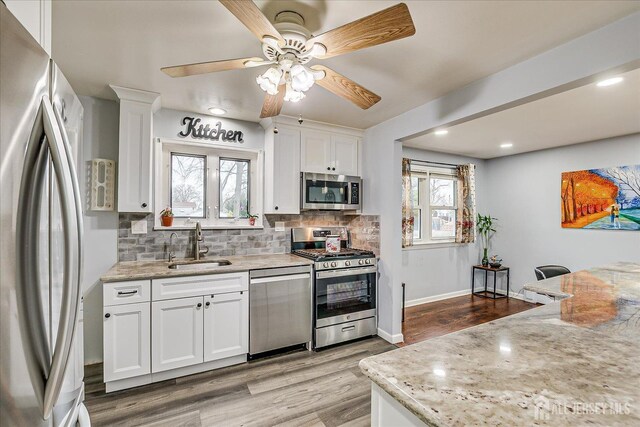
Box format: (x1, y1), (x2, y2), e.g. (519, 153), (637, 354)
(41, 95), (81, 420)
(15, 104), (52, 412)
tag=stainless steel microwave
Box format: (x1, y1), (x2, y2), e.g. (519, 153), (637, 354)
(301, 172), (362, 211)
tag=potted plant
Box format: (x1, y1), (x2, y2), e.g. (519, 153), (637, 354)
(247, 213), (259, 226)
(160, 207), (174, 227)
(477, 213), (497, 267)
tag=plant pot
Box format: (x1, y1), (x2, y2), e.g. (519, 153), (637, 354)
(481, 248), (489, 267)
(249, 217), (256, 226)
(161, 216), (174, 227)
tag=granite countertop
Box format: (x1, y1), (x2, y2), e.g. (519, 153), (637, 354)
(101, 254), (314, 282)
(359, 262), (640, 426)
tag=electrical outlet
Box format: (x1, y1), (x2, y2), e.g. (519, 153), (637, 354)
(275, 221), (285, 232)
(131, 219), (147, 234)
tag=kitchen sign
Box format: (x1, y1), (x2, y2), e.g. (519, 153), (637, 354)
(178, 116), (244, 143)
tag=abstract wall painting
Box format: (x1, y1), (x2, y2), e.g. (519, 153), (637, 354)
(561, 164), (640, 230)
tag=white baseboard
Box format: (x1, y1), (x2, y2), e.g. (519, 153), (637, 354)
(377, 328), (404, 344)
(405, 289), (470, 307)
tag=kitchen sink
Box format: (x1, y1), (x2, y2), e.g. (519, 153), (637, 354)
(168, 259), (232, 270)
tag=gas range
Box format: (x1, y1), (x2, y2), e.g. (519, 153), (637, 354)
(291, 227), (378, 349)
(292, 248), (376, 271)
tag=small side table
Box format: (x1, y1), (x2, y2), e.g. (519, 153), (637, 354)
(472, 265), (510, 299)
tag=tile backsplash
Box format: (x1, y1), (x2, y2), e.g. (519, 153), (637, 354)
(118, 212), (379, 262)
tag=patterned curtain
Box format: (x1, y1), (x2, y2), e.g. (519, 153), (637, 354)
(455, 163), (476, 243)
(402, 158), (414, 247)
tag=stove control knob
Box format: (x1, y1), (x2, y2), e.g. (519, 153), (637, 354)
(323, 262), (329, 268)
(330, 262), (337, 268)
(365, 259), (372, 265)
(358, 259), (365, 265)
(345, 261), (351, 266)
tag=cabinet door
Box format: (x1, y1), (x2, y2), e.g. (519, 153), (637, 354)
(117, 100), (153, 213)
(301, 130), (332, 174)
(103, 302), (151, 382)
(264, 126), (300, 214)
(203, 292), (248, 362)
(152, 297), (204, 373)
(332, 135), (359, 176)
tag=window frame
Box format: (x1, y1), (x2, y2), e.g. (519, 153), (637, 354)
(410, 165), (457, 245)
(169, 152), (207, 219)
(155, 138), (263, 229)
(218, 157), (251, 219)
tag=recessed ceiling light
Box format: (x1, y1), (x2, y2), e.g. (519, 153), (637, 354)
(500, 142), (513, 149)
(208, 107), (226, 115)
(596, 76), (623, 87)
(434, 129), (448, 136)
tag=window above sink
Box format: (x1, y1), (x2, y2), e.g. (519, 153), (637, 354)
(155, 138), (263, 230)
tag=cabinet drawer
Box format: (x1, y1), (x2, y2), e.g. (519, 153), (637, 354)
(104, 280), (150, 306)
(152, 272), (248, 301)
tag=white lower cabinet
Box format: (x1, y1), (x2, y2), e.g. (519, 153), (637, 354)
(103, 272), (249, 391)
(103, 301), (151, 382)
(204, 291), (248, 361)
(152, 297), (204, 373)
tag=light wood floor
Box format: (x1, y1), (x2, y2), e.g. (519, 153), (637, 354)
(400, 294), (539, 346)
(84, 296), (538, 426)
(84, 337), (397, 427)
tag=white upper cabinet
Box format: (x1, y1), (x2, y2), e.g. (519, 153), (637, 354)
(110, 85), (160, 213)
(203, 291), (248, 362)
(152, 297), (204, 373)
(300, 130), (333, 174)
(5, 0), (51, 54)
(331, 134), (359, 176)
(264, 126), (301, 214)
(301, 130), (359, 176)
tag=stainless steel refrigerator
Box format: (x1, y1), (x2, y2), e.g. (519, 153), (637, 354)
(1, 4), (90, 426)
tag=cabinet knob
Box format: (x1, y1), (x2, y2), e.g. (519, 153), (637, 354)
(141, 202), (147, 208)
(197, 302), (202, 308)
(105, 313), (111, 318)
(332, 167), (335, 171)
(274, 206), (278, 210)
(205, 301), (210, 307)
(327, 167), (331, 171)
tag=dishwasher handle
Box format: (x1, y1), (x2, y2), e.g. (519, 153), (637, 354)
(250, 273), (311, 285)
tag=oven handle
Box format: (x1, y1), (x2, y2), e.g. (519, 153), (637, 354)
(316, 266), (377, 279)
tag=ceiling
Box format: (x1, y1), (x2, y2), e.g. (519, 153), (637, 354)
(51, 1), (640, 129)
(402, 68), (640, 159)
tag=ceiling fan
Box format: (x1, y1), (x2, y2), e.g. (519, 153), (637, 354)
(161, 0), (416, 118)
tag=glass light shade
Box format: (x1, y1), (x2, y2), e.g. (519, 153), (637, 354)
(283, 83), (305, 103)
(256, 67), (281, 95)
(289, 64), (315, 92)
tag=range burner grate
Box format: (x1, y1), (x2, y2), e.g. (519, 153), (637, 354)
(293, 248), (375, 260)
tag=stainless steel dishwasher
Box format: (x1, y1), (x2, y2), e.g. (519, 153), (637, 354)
(249, 265), (312, 355)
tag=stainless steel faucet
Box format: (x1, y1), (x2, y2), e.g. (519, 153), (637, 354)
(168, 232), (178, 263)
(194, 222), (209, 260)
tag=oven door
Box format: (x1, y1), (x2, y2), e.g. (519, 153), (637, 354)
(315, 266), (376, 327)
(301, 173), (361, 210)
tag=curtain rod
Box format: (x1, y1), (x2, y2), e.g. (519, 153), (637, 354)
(409, 159), (459, 168)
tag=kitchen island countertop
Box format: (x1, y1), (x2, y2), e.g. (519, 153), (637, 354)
(101, 254), (314, 282)
(359, 262), (640, 426)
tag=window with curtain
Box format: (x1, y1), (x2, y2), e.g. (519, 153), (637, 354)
(403, 160), (476, 246)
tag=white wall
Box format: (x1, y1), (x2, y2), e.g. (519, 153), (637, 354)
(486, 134), (640, 292)
(79, 96), (120, 364)
(400, 149), (488, 304)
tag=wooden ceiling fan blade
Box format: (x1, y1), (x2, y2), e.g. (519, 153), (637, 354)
(161, 57), (269, 78)
(306, 3), (415, 59)
(311, 65), (381, 109)
(219, 0), (285, 45)
(260, 85), (285, 118)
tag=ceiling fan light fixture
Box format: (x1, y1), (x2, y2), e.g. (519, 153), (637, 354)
(290, 64), (315, 92)
(257, 67), (282, 95)
(283, 82), (305, 103)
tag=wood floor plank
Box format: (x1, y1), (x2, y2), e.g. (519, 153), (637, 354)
(138, 410), (202, 427)
(272, 412), (326, 427)
(317, 394), (370, 427)
(199, 370), (368, 426)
